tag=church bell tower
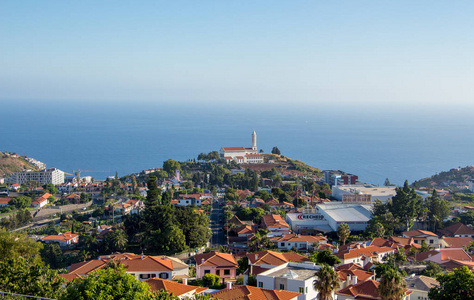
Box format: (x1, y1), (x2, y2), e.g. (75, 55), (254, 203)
(252, 130), (257, 151)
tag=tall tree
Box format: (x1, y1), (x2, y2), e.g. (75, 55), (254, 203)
(337, 223), (351, 245)
(145, 176), (161, 207)
(391, 180), (419, 231)
(163, 159), (181, 175)
(426, 189), (450, 232)
(378, 269), (407, 300)
(429, 266), (474, 300)
(313, 264), (340, 300)
(0, 256), (65, 299)
(60, 265), (153, 300)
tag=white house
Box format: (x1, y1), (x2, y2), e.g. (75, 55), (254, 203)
(257, 262), (321, 300)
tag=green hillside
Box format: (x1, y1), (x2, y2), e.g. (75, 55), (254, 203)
(0, 152), (39, 178)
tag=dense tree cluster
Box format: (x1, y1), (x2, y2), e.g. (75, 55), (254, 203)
(365, 182), (450, 238)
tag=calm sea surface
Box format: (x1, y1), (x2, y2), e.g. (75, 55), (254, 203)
(1, 100), (473, 186)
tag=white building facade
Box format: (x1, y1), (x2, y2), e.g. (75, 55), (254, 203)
(257, 262), (321, 300)
(7, 168), (65, 185)
(220, 130), (264, 164)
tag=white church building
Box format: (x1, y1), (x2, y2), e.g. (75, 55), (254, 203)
(220, 130), (264, 164)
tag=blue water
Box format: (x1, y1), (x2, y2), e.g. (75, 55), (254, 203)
(1, 99), (473, 186)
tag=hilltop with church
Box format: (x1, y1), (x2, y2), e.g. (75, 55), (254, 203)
(220, 130), (264, 164)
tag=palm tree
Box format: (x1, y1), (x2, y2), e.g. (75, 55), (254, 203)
(313, 264), (341, 300)
(378, 269), (407, 300)
(337, 223), (351, 245)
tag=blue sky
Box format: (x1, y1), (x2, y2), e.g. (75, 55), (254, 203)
(1, 1), (473, 108)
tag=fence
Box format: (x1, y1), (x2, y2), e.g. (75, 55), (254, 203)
(0, 291), (54, 300)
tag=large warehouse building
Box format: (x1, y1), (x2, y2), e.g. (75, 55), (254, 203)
(286, 202), (373, 234)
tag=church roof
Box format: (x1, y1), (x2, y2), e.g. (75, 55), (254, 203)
(222, 147), (246, 151)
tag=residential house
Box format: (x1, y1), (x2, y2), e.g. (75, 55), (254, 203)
(246, 250), (310, 277)
(66, 193), (81, 204)
(32, 193), (52, 208)
(194, 251), (238, 280)
(402, 230), (440, 247)
(423, 248), (472, 264)
(146, 279), (206, 299)
(439, 259), (474, 271)
(40, 231), (78, 248)
(210, 285), (300, 300)
(114, 202), (133, 215)
(67, 253), (179, 281)
(0, 197), (11, 207)
(335, 263), (375, 289)
(405, 275), (439, 300)
(336, 279), (412, 300)
(256, 262), (321, 300)
(261, 214), (291, 237)
(334, 243), (396, 267)
(438, 222), (474, 238)
(271, 234), (328, 252)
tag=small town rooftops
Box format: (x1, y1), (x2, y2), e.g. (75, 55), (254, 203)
(271, 233), (327, 244)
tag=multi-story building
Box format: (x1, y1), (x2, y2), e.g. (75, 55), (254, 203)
(6, 168), (65, 185)
(257, 262), (321, 300)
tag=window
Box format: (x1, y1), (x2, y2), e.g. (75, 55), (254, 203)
(279, 284), (284, 290)
(299, 287), (304, 294)
(281, 242), (285, 246)
(159, 273), (169, 279)
(258, 282), (263, 288)
(224, 269), (230, 275)
(139, 274), (151, 279)
(429, 239), (434, 244)
(204, 270), (210, 274)
(306, 287), (308, 293)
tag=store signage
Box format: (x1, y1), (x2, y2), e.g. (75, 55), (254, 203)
(297, 214), (324, 220)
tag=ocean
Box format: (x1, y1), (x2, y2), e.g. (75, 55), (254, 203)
(1, 99), (473, 186)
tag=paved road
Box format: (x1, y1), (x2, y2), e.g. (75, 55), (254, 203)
(209, 199), (225, 247)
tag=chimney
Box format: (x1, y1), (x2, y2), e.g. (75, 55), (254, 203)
(255, 254), (258, 260)
(182, 278), (188, 285)
(356, 244), (360, 249)
(141, 252), (144, 260)
(201, 258), (205, 264)
(347, 274), (351, 283)
(226, 282), (233, 290)
(362, 243), (366, 248)
(352, 276), (358, 285)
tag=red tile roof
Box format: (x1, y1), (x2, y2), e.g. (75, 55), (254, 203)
(402, 229), (438, 237)
(337, 279), (412, 299)
(262, 214), (289, 229)
(211, 285), (300, 300)
(439, 223), (474, 236)
(335, 245), (395, 260)
(0, 198), (12, 204)
(41, 231), (78, 242)
(146, 278), (206, 295)
(247, 250), (309, 266)
(33, 193), (52, 204)
(442, 237), (474, 248)
(222, 147), (246, 151)
(194, 251), (237, 267)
